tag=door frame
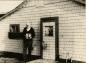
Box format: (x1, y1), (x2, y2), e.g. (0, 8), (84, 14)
(40, 17), (59, 61)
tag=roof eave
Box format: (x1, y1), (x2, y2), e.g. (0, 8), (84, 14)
(0, 0), (25, 21)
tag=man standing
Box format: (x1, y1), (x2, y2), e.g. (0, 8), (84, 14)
(23, 23), (35, 62)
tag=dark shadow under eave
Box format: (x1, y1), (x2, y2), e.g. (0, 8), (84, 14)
(0, 14), (5, 17)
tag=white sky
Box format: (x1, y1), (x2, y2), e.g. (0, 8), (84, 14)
(0, 1), (23, 14)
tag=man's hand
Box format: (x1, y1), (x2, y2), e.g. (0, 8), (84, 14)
(28, 34), (32, 39)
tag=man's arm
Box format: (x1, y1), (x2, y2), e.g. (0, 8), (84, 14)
(31, 28), (35, 38)
(22, 27), (26, 39)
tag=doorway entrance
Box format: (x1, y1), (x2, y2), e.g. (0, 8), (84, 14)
(40, 17), (59, 61)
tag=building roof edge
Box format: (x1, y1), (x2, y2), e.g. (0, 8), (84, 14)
(0, 0), (26, 21)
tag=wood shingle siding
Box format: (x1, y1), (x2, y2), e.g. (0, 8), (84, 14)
(0, 0), (85, 62)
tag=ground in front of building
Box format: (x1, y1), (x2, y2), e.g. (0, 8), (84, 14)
(26, 59), (61, 63)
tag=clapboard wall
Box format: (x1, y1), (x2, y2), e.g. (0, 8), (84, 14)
(0, 0), (85, 62)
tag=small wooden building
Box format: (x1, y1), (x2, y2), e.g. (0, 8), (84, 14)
(0, 0), (85, 63)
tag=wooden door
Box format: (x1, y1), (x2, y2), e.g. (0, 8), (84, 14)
(40, 17), (59, 60)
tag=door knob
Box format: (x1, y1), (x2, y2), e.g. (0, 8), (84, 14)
(42, 41), (47, 50)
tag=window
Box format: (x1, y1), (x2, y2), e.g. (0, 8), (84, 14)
(10, 24), (20, 33)
(45, 26), (53, 36)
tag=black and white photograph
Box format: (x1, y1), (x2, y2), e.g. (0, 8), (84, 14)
(0, 0), (85, 63)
